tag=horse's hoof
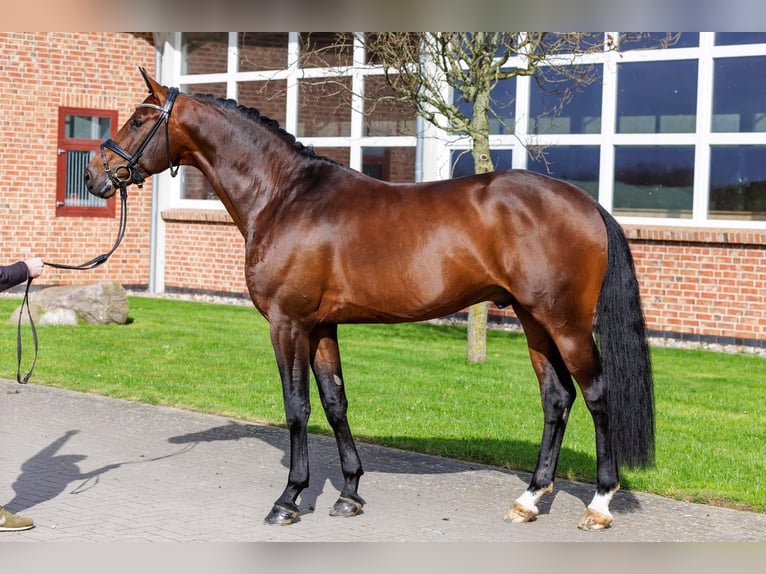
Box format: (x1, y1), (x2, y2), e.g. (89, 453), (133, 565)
(264, 504), (300, 525)
(329, 496), (364, 517)
(577, 508), (613, 531)
(504, 502), (538, 523)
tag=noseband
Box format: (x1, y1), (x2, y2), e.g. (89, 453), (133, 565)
(100, 87), (180, 189)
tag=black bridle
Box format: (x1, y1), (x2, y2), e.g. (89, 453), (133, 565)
(16, 87), (181, 384)
(100, 86), (180, 190)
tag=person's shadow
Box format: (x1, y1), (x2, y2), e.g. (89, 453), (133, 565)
(5, 430), (127, 513)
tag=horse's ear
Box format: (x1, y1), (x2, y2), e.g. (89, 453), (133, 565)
(138, 66), (166, 99)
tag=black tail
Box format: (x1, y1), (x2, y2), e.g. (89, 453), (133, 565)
(594, 203), (655, 469)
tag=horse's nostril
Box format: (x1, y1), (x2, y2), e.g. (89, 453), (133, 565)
(83, 169), (92, 191)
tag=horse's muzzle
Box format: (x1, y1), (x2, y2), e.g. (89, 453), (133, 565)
(83, 165), (116, 199)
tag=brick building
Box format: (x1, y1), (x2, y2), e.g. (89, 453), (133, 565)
(2, 32), (765, 347)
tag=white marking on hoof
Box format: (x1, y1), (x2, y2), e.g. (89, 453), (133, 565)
(578, 485), (619, 530)
(505, 484), (553, 523)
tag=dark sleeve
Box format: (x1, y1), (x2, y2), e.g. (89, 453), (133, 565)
(0, 261), (29, 292)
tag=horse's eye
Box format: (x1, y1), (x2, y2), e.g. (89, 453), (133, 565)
(130, 118), (144, 129)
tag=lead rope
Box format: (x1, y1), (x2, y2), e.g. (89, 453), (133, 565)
(15, 184), (128, 384)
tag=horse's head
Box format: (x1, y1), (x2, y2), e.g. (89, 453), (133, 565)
(84, 67), (181, 199)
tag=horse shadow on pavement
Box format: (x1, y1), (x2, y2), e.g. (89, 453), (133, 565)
(166, 420), (643, 520)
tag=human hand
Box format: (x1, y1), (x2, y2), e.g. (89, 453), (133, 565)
(24, 257), (45, 278)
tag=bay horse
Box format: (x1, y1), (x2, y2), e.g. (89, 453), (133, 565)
(84, 68), (654, 531)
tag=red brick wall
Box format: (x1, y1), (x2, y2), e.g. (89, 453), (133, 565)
(625, 226), (766, 343)
(0, 32), (156, 288)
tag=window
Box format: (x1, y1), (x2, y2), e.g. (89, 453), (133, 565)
(616, 60), (698, 133)
(362, 147), (416, 182)
(712, 56), (766, 132)
(56, 107), (116, 217)
(614, 146), (695, 218)
(527, 146), (600, 199)
(529, 65), (602, 135)
(454, 73), (516, 135)
(709, 146), (766, 220)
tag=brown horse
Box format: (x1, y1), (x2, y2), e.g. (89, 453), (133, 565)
(85, 68), (654, 530)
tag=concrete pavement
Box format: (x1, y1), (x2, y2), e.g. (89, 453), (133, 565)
(1, 378), (764, 542)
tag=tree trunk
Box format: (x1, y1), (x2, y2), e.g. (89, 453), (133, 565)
(465, 88), (494, 363)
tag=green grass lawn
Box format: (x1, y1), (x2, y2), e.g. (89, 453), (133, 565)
(1, 296), (764, 512)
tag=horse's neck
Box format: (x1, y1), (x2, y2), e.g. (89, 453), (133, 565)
(182, 104), (298, 235)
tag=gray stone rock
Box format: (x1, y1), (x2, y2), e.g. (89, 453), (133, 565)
(8, 281), (129, 326)
(38, 308), (80, 326)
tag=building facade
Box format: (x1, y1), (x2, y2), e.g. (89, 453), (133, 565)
(2, 32), (765, 346)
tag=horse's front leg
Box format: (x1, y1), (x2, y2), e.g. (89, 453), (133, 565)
(264, 319), (312, 525)
(310, 324), (365, 518)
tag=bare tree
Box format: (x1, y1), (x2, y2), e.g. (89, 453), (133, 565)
(300, 32), (677, 362)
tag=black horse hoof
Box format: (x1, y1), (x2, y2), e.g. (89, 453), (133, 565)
(329, 496), (364, 517)
(264, 504), (300, 525)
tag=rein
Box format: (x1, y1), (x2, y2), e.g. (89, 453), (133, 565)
(15, 184), (128, 384)
(16, 87), (181, 384)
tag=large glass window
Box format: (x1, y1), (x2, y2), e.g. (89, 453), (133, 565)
(363, 75), (417, 137)
(712, 56), (766, 132)
(362, 147), (416, 182)
(454, 73), (516, 135)
(529, 65), (602, 134)
(709, 146), (766, 220)
(237, 80), (287, 126)
(715, 33), (766, 46)
(613, 146), (695, 218)
(297, 77), (353, 137)
(527, 146), (600, 199)
(238, 33), (289, 71)
(181, 33), (228, 75)
(619, 32), (698, 50)
(616, 60), (698, 133)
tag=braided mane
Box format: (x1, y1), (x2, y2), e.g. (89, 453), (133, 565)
(191, 93), (342, 166)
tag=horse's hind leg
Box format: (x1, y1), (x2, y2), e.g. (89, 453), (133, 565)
(505, 305), (576, 524)
(310, 324), (365, 517)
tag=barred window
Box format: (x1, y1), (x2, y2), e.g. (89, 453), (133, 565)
(56, 107), (116, 217)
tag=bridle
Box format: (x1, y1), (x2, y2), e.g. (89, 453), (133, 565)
(100, 86), (180, 189)
(16, 87), (181, 384)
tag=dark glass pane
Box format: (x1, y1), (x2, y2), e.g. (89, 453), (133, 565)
(614, 146), (694, 217)
(64, 115), (111, 140)
(709, 146), (766, 220)
(299, 33), (353, 67)
(237, 80), (287, 127)
(363, 75), (417, 136)
(182, 82), (227, 99)
(238, 33), (289, 71)
(362, 147), (416, 182)
(179, 166), (216, 200)
(529, 65), (602, 134)
(527, 146), (600, 199)
(450, 149), (512, 178)
(182, 32), (228, 75)
(715, 33), (766, 45)
(454, 73), (516, 135)
(712, 56), (766, 132)
(617, 60), (697, 133)
(619, 32), (697, 50)
(297, 77), (352, 137)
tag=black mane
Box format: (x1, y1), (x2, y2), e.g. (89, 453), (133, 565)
(191, 93), (343, 167)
